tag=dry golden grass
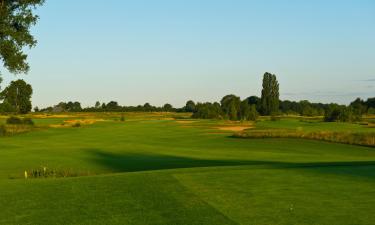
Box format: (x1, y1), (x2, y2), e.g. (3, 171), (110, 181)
(216, 126), (253, 132)
(49, 119), (106, 128)
(0, 125), (34, 136)
(32, 114), (75, 119)
(175, 120), (197, 124)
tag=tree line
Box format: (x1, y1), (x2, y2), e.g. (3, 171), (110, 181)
(1, 72), (372, 124)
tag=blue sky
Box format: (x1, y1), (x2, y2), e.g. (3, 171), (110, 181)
(1, 0), (374, 107)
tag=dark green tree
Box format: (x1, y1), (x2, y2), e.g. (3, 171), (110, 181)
(221, 95), (241, 120)
(192, 102), (222, 119)
(184, 100), (196, 112)
(366, 98), (375, 110)
(66, 101), (82, 112)
(260, 72), (279, 115)
(248, 105), (259, 121)
(107, 101), (119, 111)
(350, 98), (367, 115)
(0, 0), (45, 74)
(239, 100), (250, 121)
(1, 79), (32, 114)
(163, 103), (173, 112)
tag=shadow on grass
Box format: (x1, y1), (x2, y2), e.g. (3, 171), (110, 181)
(87, 149), (375, 179)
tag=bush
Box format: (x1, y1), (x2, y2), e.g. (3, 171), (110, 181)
(22, 118), (34, 126)
(72, 122), (81, 127)
(324, 105), (361, 122)
(6, 116), (23, 125)
(6, 116), (34, 125)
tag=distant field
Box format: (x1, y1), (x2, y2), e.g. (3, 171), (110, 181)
(0, 113), (374, 225)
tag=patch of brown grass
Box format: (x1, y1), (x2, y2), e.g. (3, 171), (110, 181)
(32, 114), (75, 119)
(176, 120), (197, 124)
(49, 119), (106, 128)
(216, 126), (253, 132)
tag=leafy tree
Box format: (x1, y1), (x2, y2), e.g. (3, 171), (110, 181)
(95, 101), (101, 109)
(221, 95), (241, 120)
(324, 104), (360, 122)
(1, 79), (32, 114)
(0, 101), (15, 113)
(365, 98), (375, 113)
(350, 98), (367, 115)
(0, 0), (45, 74)
(143, 103), (153, 112)
(66, 101), (82, 112)
(247, 96), (260, 106)
(299, 100), (319, 116)
(106, 101), (119, 111)
(163, 103), (173, 112)
(260, 72), (279, 115)
(248, 105), (259, 121)
(192, 102), (222, 119)
(184, 100), (196, 112)
(239, 100), (250, 121)
(324, 104), (341, 122)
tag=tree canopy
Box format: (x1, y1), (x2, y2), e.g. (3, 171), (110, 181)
(0, 0), (44, 74)
(1, 79), (33, 113)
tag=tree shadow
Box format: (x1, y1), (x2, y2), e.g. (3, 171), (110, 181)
(87, 149), (375, 179)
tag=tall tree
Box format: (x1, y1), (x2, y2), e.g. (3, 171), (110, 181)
(260, 72), (279, 115)
(0, 0), (45, 74)
(1, 79), (32, 114)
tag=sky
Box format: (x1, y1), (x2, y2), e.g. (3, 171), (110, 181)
(1, 0), (374, 108)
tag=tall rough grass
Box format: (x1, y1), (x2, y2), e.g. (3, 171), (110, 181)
(23, 167), (94, 179)
(0, 124), (34, 136)
(234, 130), (375, 147)
(0, 117), (35, 136)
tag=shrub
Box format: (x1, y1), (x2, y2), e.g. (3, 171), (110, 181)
(72, 122), (81, 127)
(6, 116), (23, 125)
(324, 105), (361, 122)
(22, 118), (34, 126)
(6, 116), (34, 125)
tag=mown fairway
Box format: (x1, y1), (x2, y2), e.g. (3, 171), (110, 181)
(0, 114), (374, 225)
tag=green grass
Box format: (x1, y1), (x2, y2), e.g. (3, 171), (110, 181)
(0, 113), (374, 224)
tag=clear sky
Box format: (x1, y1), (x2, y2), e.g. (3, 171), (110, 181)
(1, 0), (374, 108)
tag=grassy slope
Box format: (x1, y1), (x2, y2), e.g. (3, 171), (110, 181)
(0, 116), (374, 224)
